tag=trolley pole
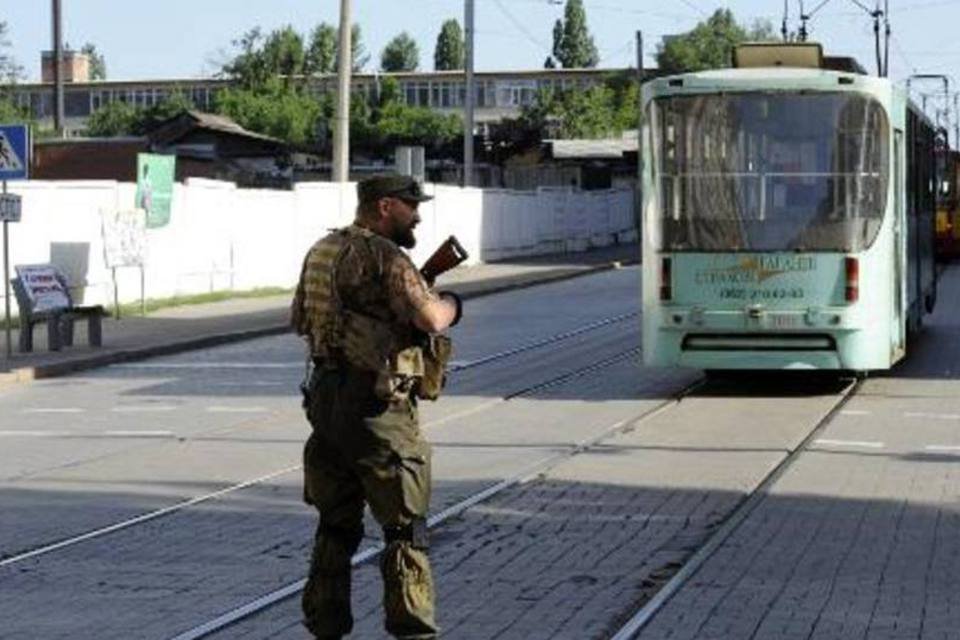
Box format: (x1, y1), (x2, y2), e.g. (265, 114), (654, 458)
(463, 0), (475, 187)
(332, 0), (352, 182)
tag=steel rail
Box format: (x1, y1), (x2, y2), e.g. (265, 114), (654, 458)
(608, 377), (863, 640)
(0, 314), (638, 569)
(449, 311), (638, 372)
(167, 349), (702, 640)
(0, 466), (301, 568)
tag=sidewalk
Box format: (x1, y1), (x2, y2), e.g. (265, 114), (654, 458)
(0, 242), (639, 387)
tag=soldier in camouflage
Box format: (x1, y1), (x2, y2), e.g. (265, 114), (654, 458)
(291, 175), (463, 639)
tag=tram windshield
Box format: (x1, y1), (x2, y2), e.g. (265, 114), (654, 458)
(648, 92), (889, 252)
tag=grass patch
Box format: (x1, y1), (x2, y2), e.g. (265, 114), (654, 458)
(0, 287), (294, 329)
(113, 287), (294, 317)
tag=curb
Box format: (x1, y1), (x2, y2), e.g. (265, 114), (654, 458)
(0, 258), (636, 387)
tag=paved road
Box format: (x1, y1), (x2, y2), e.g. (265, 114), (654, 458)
(633, 264), (960, 640)
(4, 264), (960, 640)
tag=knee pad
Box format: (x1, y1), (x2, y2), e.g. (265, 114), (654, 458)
(382, 518), (429, 550)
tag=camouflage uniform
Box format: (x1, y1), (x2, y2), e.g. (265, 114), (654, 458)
(293, 218), (440, 639)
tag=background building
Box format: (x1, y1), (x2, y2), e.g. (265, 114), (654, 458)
(10, 55), (623, 138)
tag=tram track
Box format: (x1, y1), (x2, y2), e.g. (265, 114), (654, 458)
(0, 312), (639, 569)
(169, 344), (698, 640)
(187, 371), (863, 640)
(608, 376), (863, 640)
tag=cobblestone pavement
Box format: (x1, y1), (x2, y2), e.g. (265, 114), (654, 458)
(213, 375), (847, 639)
(635, 266), (960, 640)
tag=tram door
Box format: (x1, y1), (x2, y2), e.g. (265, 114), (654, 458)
(893, 130), (906, 360)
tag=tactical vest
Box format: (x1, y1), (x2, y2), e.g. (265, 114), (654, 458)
(294, 225), (425, 401)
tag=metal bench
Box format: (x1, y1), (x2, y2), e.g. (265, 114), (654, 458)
(11, 264), (104, 352)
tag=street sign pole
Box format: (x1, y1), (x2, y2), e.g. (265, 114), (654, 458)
(3, 180), (10, 358)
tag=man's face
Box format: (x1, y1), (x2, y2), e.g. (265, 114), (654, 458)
(385, 197), (421, 249)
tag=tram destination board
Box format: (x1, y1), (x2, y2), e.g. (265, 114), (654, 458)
(0, 193), (21, 222)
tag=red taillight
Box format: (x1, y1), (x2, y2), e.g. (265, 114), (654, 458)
(660, 257), (672, 301)
(845, 256), (859, 303)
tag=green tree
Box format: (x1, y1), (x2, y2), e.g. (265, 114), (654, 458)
(375, 101), (461, 149)
(552, 0), (599, 68)
(86, 100), (140, 137)
(0, 98), (31, 124)
(381, 32), (419, 72)
(222, 28), (270, 90)
(300, 23), (370, 75)
(347, 75), (461, 154)
(0, 21), (24, 84)
(216, 80), (323, 146)
(518, 72), (638, 139)
(81, 43), (107, 80)
(348, 25), (371, 72)
(655, 9), (777, 74)
(137, 90), (195, 132)
(216, 25), (332, 146)
(551, 20), (564, 63)
(433, 19), (464, 71)
(377, 75), (402, 106)
(263, 26), (306, 88)
(305, 23), (337, 74)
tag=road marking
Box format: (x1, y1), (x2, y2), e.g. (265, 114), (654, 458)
(112, 362), (300, 369)
(814, 438), (885, 449)
(21, 407), (84, 414)
(840, 409), (871, 416)
(208, 381), (287, 388)
(905, 412), (960, 421)
(103, 430), (175, 438)
(0, 430), (73, 437)
(111, 405), (178, 413)
(206, 406), (269, 413)
(0, 430), (174, 438)
(924, 444), (960, 453)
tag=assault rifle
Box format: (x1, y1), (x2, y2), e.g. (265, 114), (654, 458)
(420, 236), (468, 286)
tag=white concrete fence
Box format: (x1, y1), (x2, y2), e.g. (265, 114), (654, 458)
(2, 179), (636, 312)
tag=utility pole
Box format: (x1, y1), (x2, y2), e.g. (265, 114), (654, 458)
(954, 93), (959, 150)
(463, 0), (475, 187)
(635, 30), (643, 239)
(332, 0), (351, 182)
(52, 0), (64, 136)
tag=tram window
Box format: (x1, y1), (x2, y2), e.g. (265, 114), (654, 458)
(649, 92), (889, 252)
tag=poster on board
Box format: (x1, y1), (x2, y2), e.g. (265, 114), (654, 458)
(102, 208), (147, 268)
(136, 153), (175, 228)
(14, 264), (70, 313)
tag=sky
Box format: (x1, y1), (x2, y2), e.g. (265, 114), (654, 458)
(2, 0), (959, 93)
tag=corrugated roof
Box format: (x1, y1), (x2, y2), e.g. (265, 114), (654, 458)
(547, 130), (638, 159)
(185, 110), (283, 144)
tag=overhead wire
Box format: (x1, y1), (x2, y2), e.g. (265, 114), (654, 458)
(490, 0), (551, 50)
(674, 0), (709, 18)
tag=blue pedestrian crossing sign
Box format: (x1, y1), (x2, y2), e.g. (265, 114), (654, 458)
(0, 125), (30, 181)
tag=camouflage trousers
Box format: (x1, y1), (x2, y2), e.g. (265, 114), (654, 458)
(301, 366), (437, 639)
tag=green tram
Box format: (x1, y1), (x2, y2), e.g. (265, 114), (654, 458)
(641, 43), (938, 372)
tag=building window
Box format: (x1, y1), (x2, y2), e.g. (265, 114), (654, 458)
(417, 82), (429, 107)
(65, 91), (91, 117)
